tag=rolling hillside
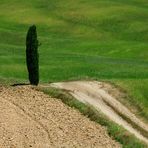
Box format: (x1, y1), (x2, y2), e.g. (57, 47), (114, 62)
(0, 0), (148, 121)
(0, 86), (121, 147)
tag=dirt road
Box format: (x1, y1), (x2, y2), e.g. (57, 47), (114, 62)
(50, 81), (148, 144)
(0, 86), (120, 148)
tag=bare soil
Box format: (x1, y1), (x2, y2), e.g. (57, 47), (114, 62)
(0, 86), (120, 148)
(50, 81), (148, 144)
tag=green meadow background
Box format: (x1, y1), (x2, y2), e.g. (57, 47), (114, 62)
(0, 0), (148, 120)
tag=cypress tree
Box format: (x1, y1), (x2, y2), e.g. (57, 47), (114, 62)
(26, 25), (39, 85)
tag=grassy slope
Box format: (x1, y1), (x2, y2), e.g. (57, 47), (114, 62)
(0, 0), (148, 119)
(112, 79), (148, 121)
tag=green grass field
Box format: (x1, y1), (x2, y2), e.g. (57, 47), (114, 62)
(0, 0), (148, 121)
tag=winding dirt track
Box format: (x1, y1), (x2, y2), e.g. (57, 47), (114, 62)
(50, 81), (148, 145)
(0, 86), (120, 148)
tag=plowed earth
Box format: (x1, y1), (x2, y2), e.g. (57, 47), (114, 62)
(0, 86), (120, 148)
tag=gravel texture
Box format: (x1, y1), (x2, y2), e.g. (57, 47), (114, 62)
(0, 86), (120, 148)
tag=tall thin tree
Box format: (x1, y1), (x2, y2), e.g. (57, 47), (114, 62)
(26, 25), (39, 85)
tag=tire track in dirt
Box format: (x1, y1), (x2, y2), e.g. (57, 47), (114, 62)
(0, 86), (120, 148)
(50, 81), (148, 145)
(0, 97), (51, 140)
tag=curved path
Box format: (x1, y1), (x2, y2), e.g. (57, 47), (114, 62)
(0, 86), (120, 148)
(50, 81), (148, 145)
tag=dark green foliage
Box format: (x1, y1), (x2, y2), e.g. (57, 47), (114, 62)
(26, 25), (39, 85)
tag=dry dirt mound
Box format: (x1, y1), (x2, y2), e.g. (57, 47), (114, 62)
(0, 86), (120, 148)
(50, 81), (148, 144)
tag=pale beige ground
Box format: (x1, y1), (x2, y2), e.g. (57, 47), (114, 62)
(51, 81), (148, 144)
(0, 86), (120, 148)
